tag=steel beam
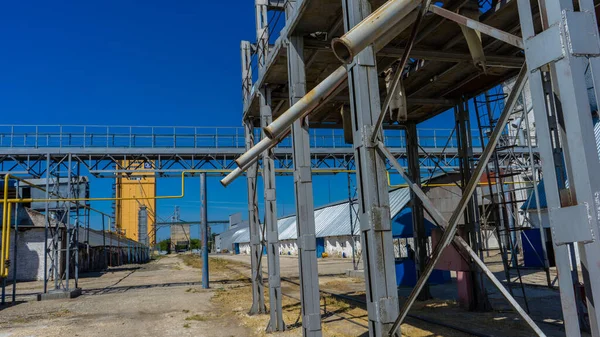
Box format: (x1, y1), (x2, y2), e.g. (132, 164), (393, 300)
(384, 65), (536, 336)
(455, 101), (488, 311)
(260, 88), (286, 332)
(200, 172), (209, 289)
(517, 0), (600, 333)
(406, 123), (431, 301)
(430, 5), (523, 49)
(341, 1), (399, 335)
(244, 119), (267, 315)
(287, 29), (323, 335)
(378, 141), (544, 336)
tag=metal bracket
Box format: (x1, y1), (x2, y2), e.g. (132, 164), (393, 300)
(549, 204), (596, 245)
(268, 231), (279, 243)
(303, 313), (321, 330)
(357, 45), (376, 66)
(298, 234), (316, 251)
(361, 125), (377, 148)
(561, 10), (600, 57)
(369, 206), (391, 232)
(269, 275), (281, 285)
(368, 297), (397, 323)
(525, 10), (600, 72)
(525, 23), (564, 71)
(265, 188), (276, 201)
(294, 166), (312, 183)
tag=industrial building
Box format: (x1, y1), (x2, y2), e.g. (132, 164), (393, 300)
(115, 160), (156, 245)
(1, 0), (600, 335)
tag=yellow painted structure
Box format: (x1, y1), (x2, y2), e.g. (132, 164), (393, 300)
(115, 161), (156, 245)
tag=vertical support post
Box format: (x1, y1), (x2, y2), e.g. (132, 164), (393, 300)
(12, 182), (19, 304)
(517, 0), (600, 332)
(347, 172), (358, 270)
(341, 0), (399, 335)
(456, 101), (489, 311)
(65, 154), (72, 291)
(43, 153), (50, 293)
(200, 172), (209, 289)
(74, 160), (80, 288)
(138, 206), (148, 248)
(406, 123), (431, 301)
(287, 20), (323, 335)
(261, 87), (285, 332)
(245, 118), (266, 315)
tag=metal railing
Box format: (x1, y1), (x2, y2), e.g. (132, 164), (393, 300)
(0, 125), (534, 150)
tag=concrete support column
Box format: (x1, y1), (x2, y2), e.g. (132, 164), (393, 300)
(287, 32), (323, 336)
(245, 118), (266, 314)
(260, 87), (285, 332)
(406, 122), (431, 301)
(341, 0), (399, 335)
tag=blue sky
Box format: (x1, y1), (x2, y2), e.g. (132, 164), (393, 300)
(1, 1), (498, 241)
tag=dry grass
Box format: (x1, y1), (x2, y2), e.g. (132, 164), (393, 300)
(180, 255), (537, 337)
(185, 314), (208, 321)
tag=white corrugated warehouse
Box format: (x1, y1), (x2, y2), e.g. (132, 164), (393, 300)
(217, 188), (411, 257)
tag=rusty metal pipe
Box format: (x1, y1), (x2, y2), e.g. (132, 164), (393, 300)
(261, 10), (418, 142)
(224, 128), (291, 183)
(262, 66), (348, 140)
(331, 0), (420, 64)
(232, 10), (418, 175)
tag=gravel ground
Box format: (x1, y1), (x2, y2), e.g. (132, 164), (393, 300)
(0, 255), (249, 337)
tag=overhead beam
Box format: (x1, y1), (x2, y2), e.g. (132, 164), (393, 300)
(303, 39), (525, 68)
(270, 91), (459, 106)
(430, 5), (523, 49)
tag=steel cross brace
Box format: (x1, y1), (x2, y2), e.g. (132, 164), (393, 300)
(378, 65), (545, 337)
(429, 5), (523, 49)
(378, 143), (544, 336)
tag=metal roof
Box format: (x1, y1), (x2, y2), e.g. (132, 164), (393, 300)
(227, 188), (411, 243)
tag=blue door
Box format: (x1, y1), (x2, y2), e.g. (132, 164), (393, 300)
(316, 238), (325, 258)
(234, 243), (240, 255)
(263, 245), (267, 255)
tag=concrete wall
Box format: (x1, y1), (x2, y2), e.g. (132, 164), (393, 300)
(324, 236), (361, 258)
(6, 227), (150, 282)
(6, 228), (54, 281)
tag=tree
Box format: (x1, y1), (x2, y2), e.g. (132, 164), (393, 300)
(190, 238), (201, 250)
(158, 239), (171, 252)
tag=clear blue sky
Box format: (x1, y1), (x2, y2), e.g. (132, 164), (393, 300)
(2, 1), (497, 241)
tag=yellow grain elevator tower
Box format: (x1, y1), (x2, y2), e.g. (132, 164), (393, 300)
(115, 161), (156, 245)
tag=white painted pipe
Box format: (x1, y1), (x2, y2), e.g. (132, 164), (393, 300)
(331, 0), (420, 64)
(263, 10), (419, 141)
(235, 136), (273, 168)
(231, 9), (419, 176)
(263, 66), (348, 140)
(220, 167), (244, 187)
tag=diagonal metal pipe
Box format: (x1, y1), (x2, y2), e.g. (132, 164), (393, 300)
(230, 11), (419, 171)
(331, 0), (420, 64)
(221, 128), (291, 186)
(259, 10), (418, 142)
